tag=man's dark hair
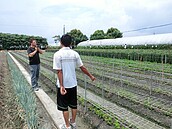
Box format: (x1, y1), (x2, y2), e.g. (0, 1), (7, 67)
(60, 34), (72, 47)
(29, 38), (35, 45)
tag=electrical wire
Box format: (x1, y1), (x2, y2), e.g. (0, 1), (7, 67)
(122, 22), (172, 33)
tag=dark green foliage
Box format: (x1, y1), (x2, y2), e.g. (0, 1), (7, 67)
(106, 27), (123, 39)
(75, 48), (172, 64)
(90, 30), (106, 40)
(67, 29), (88, 47)
(0, 33), (48, 50)
(90, 27), (123, 40)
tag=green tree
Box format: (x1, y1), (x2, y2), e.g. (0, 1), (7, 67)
(106, 27), (123, 39)
(67, 29), (88, 47)
(0, 33), (48, 50)
(90, 30), (106, 40)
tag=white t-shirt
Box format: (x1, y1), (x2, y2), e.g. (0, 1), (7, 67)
(53, 47), (83, 88)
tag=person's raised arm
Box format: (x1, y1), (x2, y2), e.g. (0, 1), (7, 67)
(28, 47), (38, 57)
(37, 47), (43, 54)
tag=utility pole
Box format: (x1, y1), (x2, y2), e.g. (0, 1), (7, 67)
(63, 25), (65, 35)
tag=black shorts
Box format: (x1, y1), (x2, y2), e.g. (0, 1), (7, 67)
(57, 86), (77, 111)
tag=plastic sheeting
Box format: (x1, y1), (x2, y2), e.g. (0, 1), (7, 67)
(78, 33), (172, 46)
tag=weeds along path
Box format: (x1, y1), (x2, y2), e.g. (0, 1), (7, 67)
(9, 51), (170, 128)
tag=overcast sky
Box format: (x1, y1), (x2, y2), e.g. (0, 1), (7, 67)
(0, 0), (172, 45)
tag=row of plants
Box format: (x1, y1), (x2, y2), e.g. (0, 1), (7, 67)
(45, 48), (172, 64)
(76, 76), (171, 128)
(77, 44), (172, 50)
(7, 53), (38, 129)
(75, 70), (172, 116)
(75, 48), (172, 64)
(0, 51), (26, 128)
(39, 51), (172, 75)
(77, 66), (172, 99)
(82, 60), (172, 85)
(77, 96), (135, 129)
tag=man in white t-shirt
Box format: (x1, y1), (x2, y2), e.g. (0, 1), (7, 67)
(53, 34), (95, 129)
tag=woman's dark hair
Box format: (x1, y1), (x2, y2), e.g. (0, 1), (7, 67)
(60, 34), (72, 47)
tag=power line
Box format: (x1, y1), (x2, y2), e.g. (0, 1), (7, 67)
(122, 22), (172, 33)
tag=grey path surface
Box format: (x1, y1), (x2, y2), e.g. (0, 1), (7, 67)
(77, 86), (166, 129)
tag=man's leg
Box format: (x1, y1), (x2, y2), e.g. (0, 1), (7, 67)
(30, 65), (36, 88)
(36, 64), (40, 87)
(57, 88), (71, 128)
(71, 108), (77, 123)
(63, 111), (70, 127)
(69, 87), (77, 128)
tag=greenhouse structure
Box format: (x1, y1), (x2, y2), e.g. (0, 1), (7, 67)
(78, 33), (172, 47)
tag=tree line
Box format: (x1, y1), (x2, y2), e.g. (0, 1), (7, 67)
(0, 33), (48, 50)
(54, 27), (123, 47)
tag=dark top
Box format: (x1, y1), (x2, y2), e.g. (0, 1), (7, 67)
(27, 47), (40, 65)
